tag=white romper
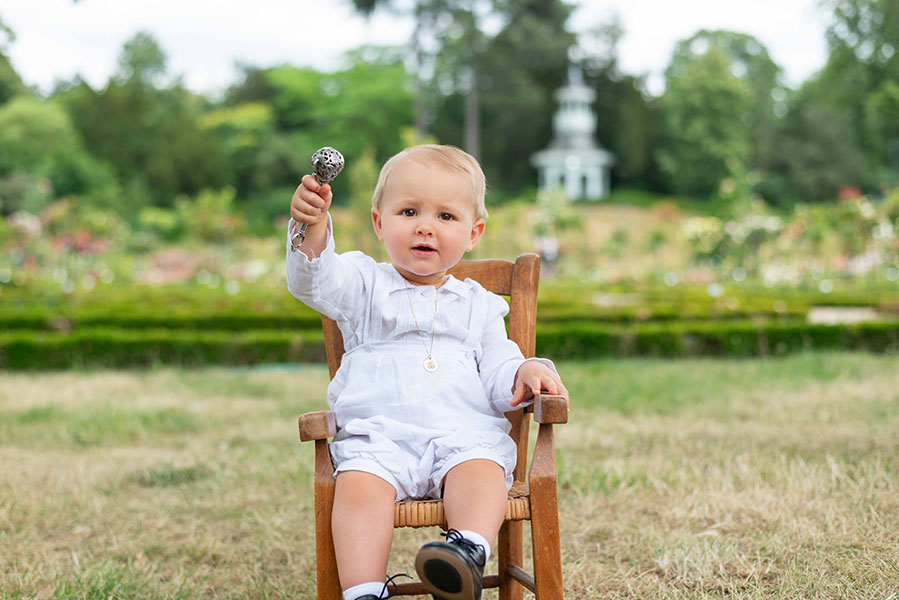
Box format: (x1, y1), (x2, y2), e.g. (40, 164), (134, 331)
(286, 219), (553, 500)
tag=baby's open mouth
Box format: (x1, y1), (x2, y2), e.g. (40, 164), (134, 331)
(412, 245), (436, 254)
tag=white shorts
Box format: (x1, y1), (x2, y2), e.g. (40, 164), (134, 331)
(330, 417), (517, 501)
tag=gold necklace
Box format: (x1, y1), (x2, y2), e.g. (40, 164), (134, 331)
(403, 279), (439, 372)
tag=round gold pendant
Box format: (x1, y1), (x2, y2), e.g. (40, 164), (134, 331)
(423, 356), (438, 372)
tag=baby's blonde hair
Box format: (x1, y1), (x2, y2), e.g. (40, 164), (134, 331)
(371, 145), (488, 220)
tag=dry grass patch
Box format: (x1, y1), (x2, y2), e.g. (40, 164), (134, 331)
(556, 353), (898, 598)
(1, 353), (897, 598)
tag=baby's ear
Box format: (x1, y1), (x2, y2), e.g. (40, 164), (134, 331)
(467, 218), (486, 251)
(371, 208), (384, 240)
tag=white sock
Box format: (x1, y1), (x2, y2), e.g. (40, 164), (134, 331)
(343, 581), (385, 600)
(458, 529), (491, 562)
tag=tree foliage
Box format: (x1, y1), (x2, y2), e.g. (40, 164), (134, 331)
(222, 47), (415, 205)
(54, 32), (231, 208)
(657, 46), (754, 197)
(0, 16), (27, 105)
(763, 92), (869, 203)
(0, 96), (117, 213)
(581, 20), (663, 189)
(0, 0), (896, 220)
(116, 31), (167, 86)
(431, 0), (575, 188)
(814, 0), (899, 170)
(667, 30), (782, 170)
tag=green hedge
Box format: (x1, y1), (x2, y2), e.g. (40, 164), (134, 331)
(2, 321), (896, 370)
(0, 309), (323, 332)
(2, 292), (812, 332)
(536, 303), (809, 323)
(536, 320), (899, 358)
(0, 305), (811, 331)
(0, 328), (325, 370)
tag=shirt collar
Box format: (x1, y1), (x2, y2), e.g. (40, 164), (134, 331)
(386, 264), (470, 297)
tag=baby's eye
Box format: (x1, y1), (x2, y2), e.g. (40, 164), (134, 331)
(402, 208), (416, 217)
(438, 212), (455, 221)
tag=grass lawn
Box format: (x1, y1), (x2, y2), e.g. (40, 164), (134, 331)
(1, 353), (897, 599)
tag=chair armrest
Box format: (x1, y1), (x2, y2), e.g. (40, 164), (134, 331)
(298, 410), (337, 442)
(532, 394), (568, 424)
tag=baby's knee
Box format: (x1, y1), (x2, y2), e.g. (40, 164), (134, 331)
(335, 469), (399, 505)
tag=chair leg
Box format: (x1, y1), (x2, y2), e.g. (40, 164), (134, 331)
(314, 439), (341, 600)
(529, 425), (563, 600)
(498, 520), (524, 600)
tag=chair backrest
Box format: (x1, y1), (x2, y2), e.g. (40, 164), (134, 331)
(319, 253), (541, 483)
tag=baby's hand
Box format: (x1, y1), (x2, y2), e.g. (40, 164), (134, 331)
(290, 174), (333, 229)
(511, 360), (569, 407)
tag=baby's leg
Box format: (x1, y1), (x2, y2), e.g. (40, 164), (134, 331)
(443, 459), (507, 546)
(415, 459), (507, 600)
(332, 470), (397, 591)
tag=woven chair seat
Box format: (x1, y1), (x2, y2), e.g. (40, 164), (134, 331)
(394, 481), (531, 528)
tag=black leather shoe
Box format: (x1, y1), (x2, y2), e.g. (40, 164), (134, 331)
(350, 573), (411, 600)
(415, 529), (486, 600)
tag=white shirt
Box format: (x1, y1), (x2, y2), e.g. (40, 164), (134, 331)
(285, 218), (547, 438)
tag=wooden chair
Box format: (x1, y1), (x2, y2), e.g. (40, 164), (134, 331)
(298, 254), (568, 600)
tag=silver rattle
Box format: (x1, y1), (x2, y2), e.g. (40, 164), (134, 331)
(293, 147), (345, 245)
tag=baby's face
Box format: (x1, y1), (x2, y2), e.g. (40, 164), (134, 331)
(372, 159), (485, 286)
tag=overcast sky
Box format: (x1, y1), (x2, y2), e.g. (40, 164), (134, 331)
(2, 0), (831, 97)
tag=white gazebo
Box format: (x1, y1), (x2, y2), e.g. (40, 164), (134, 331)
(530, 65), (614, 200)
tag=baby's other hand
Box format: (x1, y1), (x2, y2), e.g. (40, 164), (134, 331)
(290, 175), (332, 227)
(511, 360), (569, 407)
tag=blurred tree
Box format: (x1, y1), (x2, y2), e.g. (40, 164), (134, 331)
(351, 0), (515, 160)
(263, 65), (325, 131)
(667, 30), (783, 172)
(580, 19), (664, 190)
(0, 97), (78, 174)
(117, 31), (167, 86)
(657, 47), (753, 198)
(224, 64), (277, 107)
(760, 88), (869, 203)
(345, 146), (383, 257)
(813, 0), (899, 180)
(822, 0), (898, 94)
(0, 16), (28, 105)
(54, 32), (231, 209)
(350, 0), (429, 141)
(864, 80), (899, 156)
(251, 49), (414, 199)
(431, 0), (575, 188)
(429, 0), (493, 159)
(200, 102), (284, 196)
(175, 187), (245, 243)
(0, 96), (118, 214)
(319, 47), (414, 164)
(864, 80), (899, 182)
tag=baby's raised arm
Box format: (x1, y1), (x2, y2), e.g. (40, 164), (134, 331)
(286, 176), (373, 325)
(290, 174), (332, 259)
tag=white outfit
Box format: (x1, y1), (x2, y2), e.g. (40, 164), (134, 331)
(286, 219), (553, 500)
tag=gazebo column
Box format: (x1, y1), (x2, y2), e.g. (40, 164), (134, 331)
(545, 166), (563, 190)
(565, 168), (581, 199)
(586, 168), (602, 199)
